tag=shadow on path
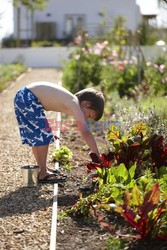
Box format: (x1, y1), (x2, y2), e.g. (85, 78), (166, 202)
(0, 186), (52, 218)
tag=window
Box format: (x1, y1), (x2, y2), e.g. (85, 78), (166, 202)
(65, 14), (85, 39)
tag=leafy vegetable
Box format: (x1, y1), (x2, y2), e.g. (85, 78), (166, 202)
(87, 152), (114, 173)
(117, 183), (167, 239)
(151, 135), (167, 170)
(52, 146), (72, 164)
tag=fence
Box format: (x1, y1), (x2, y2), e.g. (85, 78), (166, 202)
(0, 46), (166, 68)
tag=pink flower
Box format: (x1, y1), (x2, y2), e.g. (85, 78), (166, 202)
(117, 64), (124, 71)
(159, 64), (165, 73)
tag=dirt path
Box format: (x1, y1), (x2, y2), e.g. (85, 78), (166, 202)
(0, 68), (62, 250)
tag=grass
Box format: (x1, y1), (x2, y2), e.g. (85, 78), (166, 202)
(0, 63), (27, 92)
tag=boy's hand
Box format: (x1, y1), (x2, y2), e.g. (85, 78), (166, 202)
(89, 152), (103, 163)
(89, 152), (101, 163)
(89, 152), (105, 168)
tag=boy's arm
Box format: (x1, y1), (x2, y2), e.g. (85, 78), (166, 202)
(73, 108), (100, 157)
(80, 128), (100, 157)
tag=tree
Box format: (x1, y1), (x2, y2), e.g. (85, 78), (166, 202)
(13, 0), (49, 46)
(13, 0), (49, 10)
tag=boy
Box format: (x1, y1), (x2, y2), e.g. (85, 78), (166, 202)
(14, 81), (104, 183)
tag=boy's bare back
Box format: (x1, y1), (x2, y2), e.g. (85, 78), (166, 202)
(27, 81), (80, 117)
(14, 82), (104, 157)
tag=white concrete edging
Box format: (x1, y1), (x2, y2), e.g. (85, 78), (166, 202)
(49, 112), (61, 250)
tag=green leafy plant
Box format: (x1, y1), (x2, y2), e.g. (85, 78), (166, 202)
(137, 169), (155, 193)
(144, 62), (167, 96)
(63, 164), (74, 171)
(96, 163), (136, 189)
(58, 210), (69, 222)
(106, 235), (129, 250)
(70, 163), (136, 217)
(52, 146), (72, 164)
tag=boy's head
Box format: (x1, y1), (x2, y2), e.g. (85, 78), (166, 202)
(75, 88), (105, 121)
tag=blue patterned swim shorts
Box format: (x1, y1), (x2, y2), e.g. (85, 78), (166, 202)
(14, 87), (54, 146)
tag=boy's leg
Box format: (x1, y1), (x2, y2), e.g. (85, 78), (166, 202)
(32, 145), (67, 182)
(32, 145), (49, 180)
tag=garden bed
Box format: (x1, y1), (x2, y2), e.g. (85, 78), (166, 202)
(55, 128), (167, 250)
(55, 129), (108, 249)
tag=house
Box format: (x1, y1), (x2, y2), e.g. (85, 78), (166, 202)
(13, 0), (142, 42)
(137, 0), (158, 27)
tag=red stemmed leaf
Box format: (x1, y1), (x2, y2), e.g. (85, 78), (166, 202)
(87, 151), (114, 173)
(118, 184), (167, 239)
(96, 210), (116, 235)
(158, 235), (167, 241)
(151, 136), (167, 168)
(121, 192), (138, 229)
(122, 209), (139, 230)
(87, 162), (102, 173)
(139, 183), (160, 218)
(92, 209), (140, 239)
(101, 151), (114, 167)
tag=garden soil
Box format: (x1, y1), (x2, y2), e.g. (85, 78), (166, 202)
(0, 68), (166, 250)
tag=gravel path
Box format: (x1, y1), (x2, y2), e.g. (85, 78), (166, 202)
(0, 68), (62, 250)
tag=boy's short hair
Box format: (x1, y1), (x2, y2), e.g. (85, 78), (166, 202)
(75, 88), (105, 121)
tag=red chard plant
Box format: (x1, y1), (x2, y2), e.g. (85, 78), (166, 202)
(117, 183), (167, 240)
(87, 151), (114, 173)
(151, 135), (167, 170)
(105, 122), (167, 173)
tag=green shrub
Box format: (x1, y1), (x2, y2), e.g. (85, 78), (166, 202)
(144, 61), (167, 95)
(31, 40), (61, 47)
(0, 63), (27, 92)
(62, 45), (104, 93)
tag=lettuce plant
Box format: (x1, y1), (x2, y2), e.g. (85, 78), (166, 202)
(52, 146), (73, 164)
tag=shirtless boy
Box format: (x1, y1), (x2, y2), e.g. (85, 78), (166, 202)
(14, 82), (104, 184)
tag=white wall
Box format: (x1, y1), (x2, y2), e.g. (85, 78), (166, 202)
(0, 47), (74, 67)
(0, 46), (165, 68)
(14, 0), (141, 40)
